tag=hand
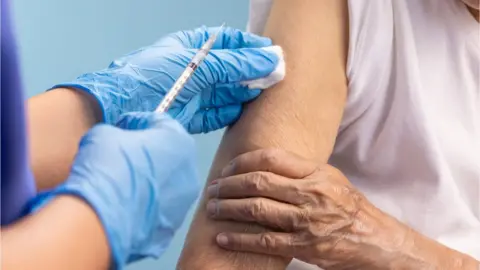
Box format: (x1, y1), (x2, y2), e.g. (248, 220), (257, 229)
(55, 26), (282, 133)
(28, 112), (199, 268)
(205, 149), (410, 270)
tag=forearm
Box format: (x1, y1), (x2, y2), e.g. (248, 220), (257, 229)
(391, 227), (480, 269)
(28, 88), (101, 190)
(178, 1), (349, 269)
(1, 196), (110, 270)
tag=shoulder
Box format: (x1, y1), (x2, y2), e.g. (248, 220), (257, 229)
(246, 0), (396, 77)
(245, 0), (397, 124)
(247, 0), (273, 35)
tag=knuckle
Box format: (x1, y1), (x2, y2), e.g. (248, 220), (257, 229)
(247, 198), (265, 219)
(289, 208), (312, 232)
(244, 172), (271, 193)
(289, 214), (302, 231)
(306, 180), (327, 199)
(295, 209), (311, 228)
(260, 149), (282, 169)
(290, 184), (310, 204)
(258, 233), (276, 250)
(300, 183), (330, 211)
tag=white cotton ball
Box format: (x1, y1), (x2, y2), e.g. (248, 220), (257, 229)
(241, 45), (286, 90)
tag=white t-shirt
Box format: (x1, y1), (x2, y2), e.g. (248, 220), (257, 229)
(248, 0), (480, 269)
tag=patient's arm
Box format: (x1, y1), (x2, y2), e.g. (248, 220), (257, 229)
(177, 1), (349, 269)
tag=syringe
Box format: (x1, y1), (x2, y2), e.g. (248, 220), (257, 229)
(155, 24), (225, 113)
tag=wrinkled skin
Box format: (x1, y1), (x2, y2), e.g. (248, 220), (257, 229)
(206, 149), (411, 270)
(461, 0), (480, 20)
(461, 0), (479, 10)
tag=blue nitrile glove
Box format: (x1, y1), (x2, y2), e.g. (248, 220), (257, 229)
(28, 112), (199, 269)
(53, 26), (280, 133)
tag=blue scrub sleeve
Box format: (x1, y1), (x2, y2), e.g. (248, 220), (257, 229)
(1, 0), (36, 225)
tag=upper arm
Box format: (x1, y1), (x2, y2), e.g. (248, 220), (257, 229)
(219, 0), (349, 164)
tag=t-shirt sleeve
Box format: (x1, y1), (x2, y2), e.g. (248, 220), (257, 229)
(343, 1), (395, 127)
(1, 0), (36, 226)
(246, 0), (273, 34)
(246, 0), (395, 128)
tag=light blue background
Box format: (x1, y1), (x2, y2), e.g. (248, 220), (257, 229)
(12, 1), (249, 269)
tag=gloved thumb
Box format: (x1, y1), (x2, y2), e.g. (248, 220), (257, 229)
(116, 111), (183, 131)
(186, 105), (242, 134)
(202, 45), (285, 86)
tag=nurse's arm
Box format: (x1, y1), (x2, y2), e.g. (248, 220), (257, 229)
(27, 88), (101, 190)
(177, 1), (349, 269)
(1, 196), (110, 270)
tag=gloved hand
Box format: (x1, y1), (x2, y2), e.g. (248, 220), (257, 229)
(28, 112), (199, 269)
(54, 26), (282, 133)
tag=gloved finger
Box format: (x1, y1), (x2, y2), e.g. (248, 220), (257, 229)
(167, 94), (202, 129)
(187, 105), (242, 134)
(116, 111), (178, 131)
(137, 124), (199, 224)
(200, 83), (261, 108)
(154, 26), (273, 49)
(201, 46), (281, 86)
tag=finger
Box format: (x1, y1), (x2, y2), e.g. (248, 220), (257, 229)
(200, 83), (261, 108)
(186, 105), (242, 134)
(115, 112), (176, 130)
(165, 95), (201, 130)
(201, 46), (280, 85)
(208, 172), (308, 205)
(222, 149), (318, 179)
(239, 46), (286, 90)
(154, 26), (273, 49)
(207, 198), (306, 232)
(216, 232), (296, 259)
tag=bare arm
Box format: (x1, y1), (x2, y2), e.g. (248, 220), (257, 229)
(178, 1), (349, 269)
(28, 88), (101, 190)
(1, 196), (110, 270)
(398, 229), (480, 269)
